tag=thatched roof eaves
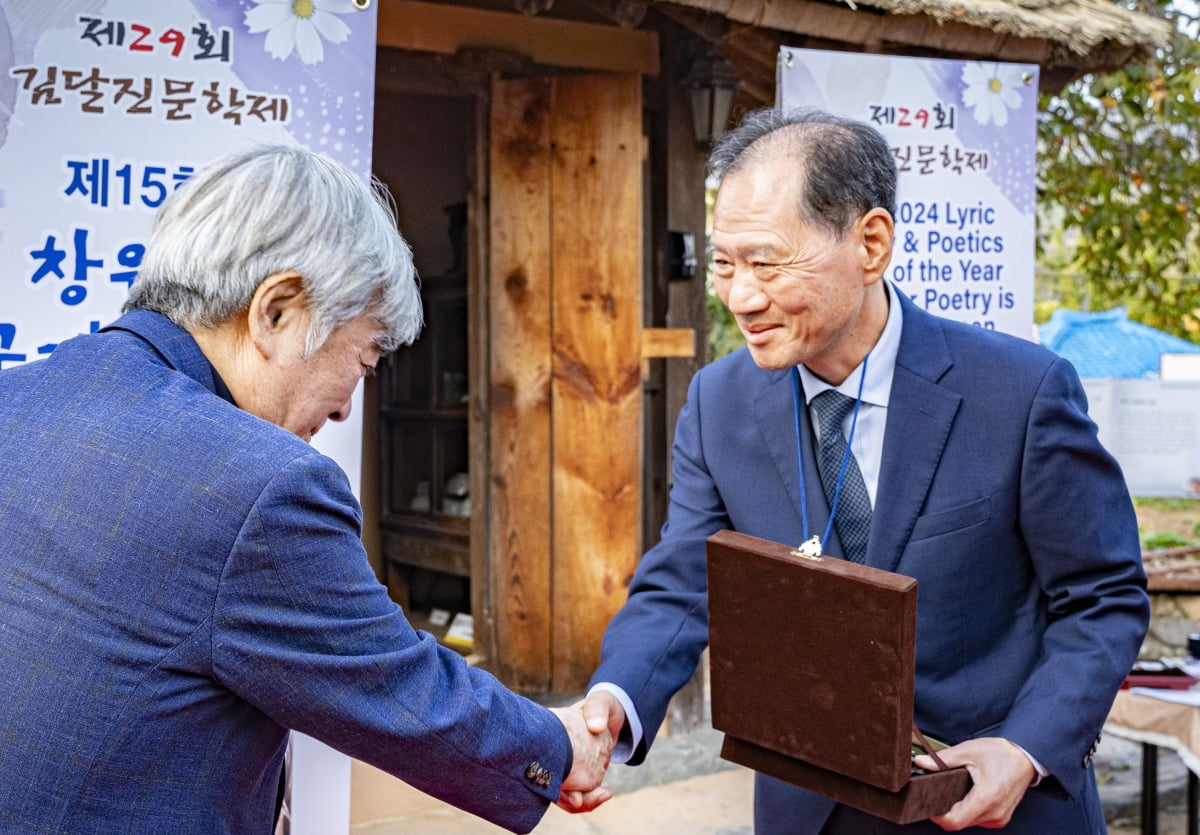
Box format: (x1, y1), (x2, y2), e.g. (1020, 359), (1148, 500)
(655, 0), (1171, 93)
(865, 0), (1170, 56)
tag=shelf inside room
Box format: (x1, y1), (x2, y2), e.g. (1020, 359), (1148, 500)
(377, 269), (473, 648)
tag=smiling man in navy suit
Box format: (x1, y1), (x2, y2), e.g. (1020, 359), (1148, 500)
(0, 144), (611, 834)
(581, 108), (1149, 833)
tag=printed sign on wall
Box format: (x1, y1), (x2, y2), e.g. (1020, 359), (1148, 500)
(1082, 378), (1200, 498)
(778, 48), (1038, 340)
(0, 0), (377, 368)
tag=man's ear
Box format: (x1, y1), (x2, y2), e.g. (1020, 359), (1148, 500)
(247, 271), (307, 359)
(858, 208), (895, 285)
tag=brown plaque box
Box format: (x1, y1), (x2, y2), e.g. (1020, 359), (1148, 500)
(707, 529), (971, 824)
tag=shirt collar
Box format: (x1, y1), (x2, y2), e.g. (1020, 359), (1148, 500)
(209, 363), (238, 407)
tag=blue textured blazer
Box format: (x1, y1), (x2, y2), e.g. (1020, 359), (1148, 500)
(591, 290), (1149, 833)
(0, 311), (569, 834)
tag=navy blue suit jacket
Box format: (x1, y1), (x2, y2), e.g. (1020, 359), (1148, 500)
(0, 311), (569, 834)
(592, 291), (1149, 832)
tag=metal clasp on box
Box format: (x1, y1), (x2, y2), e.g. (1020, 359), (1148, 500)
(791, 535), (824, 561)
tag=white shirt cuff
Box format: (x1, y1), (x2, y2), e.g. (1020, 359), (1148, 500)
(1012, 742), (1049, 786)
(587, 682), (643, 764)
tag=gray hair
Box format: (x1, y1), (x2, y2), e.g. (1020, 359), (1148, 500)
(125, 144), (422, 355)
(708, 107), (897, 239)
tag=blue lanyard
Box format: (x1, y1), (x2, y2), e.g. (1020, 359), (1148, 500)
(790, 352), (870, 551)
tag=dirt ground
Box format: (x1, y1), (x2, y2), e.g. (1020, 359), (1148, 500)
(1109, 805), (1194, 835)
(1135, 499), (1200, 546)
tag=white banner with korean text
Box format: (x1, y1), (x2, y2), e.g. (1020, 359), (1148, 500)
(778, 48), (1038, 340)
(0, 2), (379, 832)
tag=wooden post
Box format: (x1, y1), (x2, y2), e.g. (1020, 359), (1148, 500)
(549, 72), (644, 691)
(489, 77), (555, 691)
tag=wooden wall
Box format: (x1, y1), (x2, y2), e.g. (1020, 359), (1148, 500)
(370, 6), (710, 696)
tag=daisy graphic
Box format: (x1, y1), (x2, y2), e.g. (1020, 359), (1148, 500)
(244, 0), (355, 65)
(960, 62), (1026, 127)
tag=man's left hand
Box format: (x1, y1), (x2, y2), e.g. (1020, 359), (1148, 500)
(913, 737), (1035, 830)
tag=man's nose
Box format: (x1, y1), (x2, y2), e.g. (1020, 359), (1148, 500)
(329, 396), (353, 423)
(726, 268), (768, 314)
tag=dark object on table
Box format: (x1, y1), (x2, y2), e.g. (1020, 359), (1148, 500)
(1122, 660), (1198, 691)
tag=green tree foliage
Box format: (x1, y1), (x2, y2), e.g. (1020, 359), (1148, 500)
(704, 181), (747, 361)
(1038, 1), (1200, 342)
(706, 273), (745, 360)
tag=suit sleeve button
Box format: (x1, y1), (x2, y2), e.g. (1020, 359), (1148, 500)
(525, 761), (541, 781)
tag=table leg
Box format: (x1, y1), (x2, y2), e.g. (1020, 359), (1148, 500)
(1188, 769), (1197, 835)
(1143, 742), (1158, 835)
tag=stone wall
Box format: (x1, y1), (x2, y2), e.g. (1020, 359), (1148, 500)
(1143, 592), (1200, 659)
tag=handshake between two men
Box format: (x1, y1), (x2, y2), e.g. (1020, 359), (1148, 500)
(550, 690), (628, 813)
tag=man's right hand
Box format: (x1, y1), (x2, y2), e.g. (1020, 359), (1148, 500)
(581, 688), (626, 743)
(550, 701), (614, 813)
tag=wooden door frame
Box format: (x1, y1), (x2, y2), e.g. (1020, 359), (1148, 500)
(372, 25), (668, 691)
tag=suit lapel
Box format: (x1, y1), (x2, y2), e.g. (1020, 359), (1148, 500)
(870, 296), (961, 572)
(753, 365), (838, 557)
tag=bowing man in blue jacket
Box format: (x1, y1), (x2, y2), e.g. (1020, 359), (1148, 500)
(0, 144), (611, 834)
(581, 108), (1149, 832)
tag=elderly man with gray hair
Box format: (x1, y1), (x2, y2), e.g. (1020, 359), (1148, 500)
(0, 144), (610, 834)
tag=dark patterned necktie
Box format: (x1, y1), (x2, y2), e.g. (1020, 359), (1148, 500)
(811, 390), (872, 563)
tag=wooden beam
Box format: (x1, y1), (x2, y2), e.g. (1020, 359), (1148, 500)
(658, 0), (1055, 70)
(642, 327), (696, 358)
(876, 13), (1050, 63)
(378, 0), (660, 75)
(675, 0), (1054, 64)
(375, 47), (488, 96)
(641, 328), (697, 381)
(577, 0), (649, 29)
(467, 90), (492, 671)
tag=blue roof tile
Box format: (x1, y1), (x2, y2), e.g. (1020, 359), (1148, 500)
(1038, 307), (1200, 379)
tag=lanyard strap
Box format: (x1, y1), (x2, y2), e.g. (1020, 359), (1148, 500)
(790, 352), (871, 550)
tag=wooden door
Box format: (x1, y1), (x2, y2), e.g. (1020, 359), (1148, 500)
(489, 72), (643, 692)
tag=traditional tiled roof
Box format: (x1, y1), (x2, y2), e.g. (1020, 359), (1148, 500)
(1038, 307), (1200, 379)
